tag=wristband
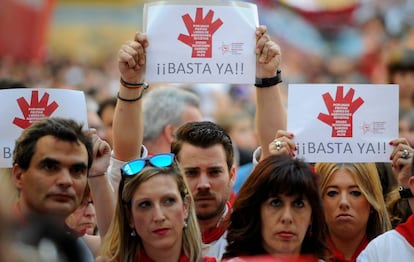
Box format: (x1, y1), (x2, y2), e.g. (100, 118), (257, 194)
(399, 186), (414, 198)
(255, 69), (282, 88)
(120, 78), (149, 89)
(88, 173), (106, 178)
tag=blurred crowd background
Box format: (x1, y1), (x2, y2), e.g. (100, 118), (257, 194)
(1, 0), (414, 151)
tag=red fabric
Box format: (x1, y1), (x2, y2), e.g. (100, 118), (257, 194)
(0, 0), (56, 62)
(327, 235), (368, 262)
(395, 214), (414, 248)
(202, 201), (232, 244)
(138, 248), (216, 262)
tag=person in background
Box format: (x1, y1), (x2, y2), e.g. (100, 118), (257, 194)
(66, 184), (98, 236)
(97, 97), (117, 148)
(357, 138), (414, 261)
(222, 154), (328, 261)
(99, 153), (216, 261)
(142, 86), (203, 155)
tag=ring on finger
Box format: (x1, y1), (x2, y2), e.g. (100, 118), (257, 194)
(274, 140), (282, 151)
(401, 149), (410, 159)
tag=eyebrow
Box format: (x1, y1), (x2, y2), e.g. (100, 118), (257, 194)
(39, 157), (88, 170)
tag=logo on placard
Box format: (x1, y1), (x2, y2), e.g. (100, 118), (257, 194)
(317, 86), (364, 137)
(178, 7), (223, 58)
(13, 90), (58, 129)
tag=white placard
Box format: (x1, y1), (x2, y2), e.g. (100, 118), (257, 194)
(287, 84), (399, 163)
(0, 88), (88, 167)
(143, 0), (258, 84)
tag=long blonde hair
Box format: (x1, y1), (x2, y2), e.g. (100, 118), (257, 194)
(315, 162), (391, 240)
(100, 161), (202, 261)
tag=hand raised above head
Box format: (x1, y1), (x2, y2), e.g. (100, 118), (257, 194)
(118, 32), (149, 84)
(255, 25), (281, 78)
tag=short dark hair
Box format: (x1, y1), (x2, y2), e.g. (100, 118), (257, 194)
(13, 117), (93, 170)
(171, 121), (234, 170)
(223, 154), (328, 259)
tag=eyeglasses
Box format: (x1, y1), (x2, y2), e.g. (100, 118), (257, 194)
(121, 153), (175, 178)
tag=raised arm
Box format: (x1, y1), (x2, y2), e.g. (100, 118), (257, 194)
(254, 26), (286, 161)
(390, 138), (414, 211)
(113, 32), (148, 161)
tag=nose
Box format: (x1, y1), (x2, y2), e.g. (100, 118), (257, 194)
(153, 204), (166, 223)
(84, 202), (96, 217)
(280, 206), (293, 225)
(56, 169), (73, 188)
(196, 173), (211, 191)
(339, 191), (350, 210)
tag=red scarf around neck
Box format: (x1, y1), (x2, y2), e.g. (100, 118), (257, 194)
(395, 214), (414, 247)
(202, 201), (232, 244)
(138, 248), (216, 262)
(327, 235), (368, 262)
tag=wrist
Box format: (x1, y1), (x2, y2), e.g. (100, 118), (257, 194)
(88, 172), (106, 178)
(120, 78), (148, 89)
(255, 69), (282, 88)
(399, 186), (413, 198)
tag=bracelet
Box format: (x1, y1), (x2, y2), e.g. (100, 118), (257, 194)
(120, 78), (149, 89)
(399, 186), (414, 198)
(88, 173), (106, 178)
(255, 69), (282, 88)
(117, 83), (149, 102)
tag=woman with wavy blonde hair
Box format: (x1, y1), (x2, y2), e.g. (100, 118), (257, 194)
(315, 162), (391, 261)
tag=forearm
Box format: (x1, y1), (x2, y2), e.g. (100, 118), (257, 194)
(255, 84), (286, 160)
(112, 84), (144, 161)
(88, 173), (115, 237)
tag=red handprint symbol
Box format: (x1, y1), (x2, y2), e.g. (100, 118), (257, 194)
(13, 90), (59, 129)
(178, 7), (223, 58)
(317, 86), (364, 137)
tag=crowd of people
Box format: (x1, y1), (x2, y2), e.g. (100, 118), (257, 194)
(1, 1), (414, 261)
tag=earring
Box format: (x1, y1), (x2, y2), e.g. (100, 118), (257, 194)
(130, 229), (137, 237)
(183, 220), (188, 229)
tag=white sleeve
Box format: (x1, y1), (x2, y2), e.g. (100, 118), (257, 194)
(252, 146), (261, 166)
(107, 145), (148, 192)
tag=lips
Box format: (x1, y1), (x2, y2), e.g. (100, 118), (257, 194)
(276, 231), (296, 239)
(48, 193), (74, 202)
(153, 228), (170, 236)
(336, 213), (353, 220)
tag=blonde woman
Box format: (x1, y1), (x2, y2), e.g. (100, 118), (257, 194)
(99, 153), (215, 262)
(315, 162), (391, 261)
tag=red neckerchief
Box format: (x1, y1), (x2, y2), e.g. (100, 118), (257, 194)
(138, 249), (190, 262)
(395, 214), (414, 247)
(327, 235), (368, 262)
(202, 201), (232, 244)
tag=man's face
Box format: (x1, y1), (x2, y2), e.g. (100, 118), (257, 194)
(177, 143), (234, 221)
(13, 135), (88, 221)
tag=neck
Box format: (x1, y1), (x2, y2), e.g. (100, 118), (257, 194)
(144, 139), (171, 155)
(198, 204), (227, 233)
(329, 231), (365, 260)
(143, 238), (183, 262)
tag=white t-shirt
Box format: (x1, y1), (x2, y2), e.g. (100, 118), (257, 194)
(357, 230), (414, 262)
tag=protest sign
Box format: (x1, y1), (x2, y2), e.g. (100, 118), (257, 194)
(0, 88), (88, 167)
(287, 84), (399, 162)
(143, 0), (258, 84)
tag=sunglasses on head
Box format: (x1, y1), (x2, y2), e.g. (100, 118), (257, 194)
(121, 153), (175, 177)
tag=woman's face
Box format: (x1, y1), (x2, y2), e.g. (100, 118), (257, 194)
(260, 193), (312, 255)
(129, 174), (188, 254)
(65, 196), (97, 235)
(322, 169), (371, 239)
